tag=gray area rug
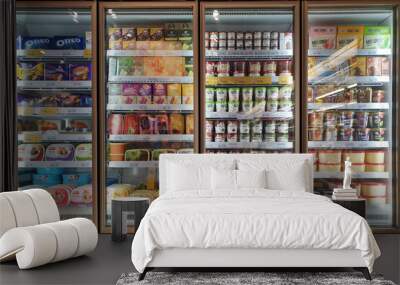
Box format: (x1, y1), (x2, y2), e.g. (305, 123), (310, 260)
(116, 272), (396, 285)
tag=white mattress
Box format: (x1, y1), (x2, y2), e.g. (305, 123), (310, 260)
(131, 190), (380, 273)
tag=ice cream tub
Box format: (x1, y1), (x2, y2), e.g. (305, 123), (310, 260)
(33, 174), (62, 187)
(62, 173), (91, 187)
(319, 150), (342, 164)
(361, 182), (387, 197)
(107, 114), (124, 135)
(319, 163), (341, 172)
(370, 128), (386, 141)
(75, 143), (92, 161)
(354, 128), (370, 141)
(342, 150), (365, 164)
(45, 144), (75, 161)
(18, 144), (45, 161)
(365, 150), (385, 164)
(70, 185), (92, 205)
(47, 185), (72, 207)
(365, 163), (385, 172)
(308, 127), (323, 141)
(350, 163), (366, 173)
(109, 143), (126, 155)
(125, 149), (150, 161)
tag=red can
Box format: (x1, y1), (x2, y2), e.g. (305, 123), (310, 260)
(217, 61), (230, 77)
(372, 90), (385, 102)
(233, 61), (246, 77)
(248, 61), (261, 77)
(206, 61), (217, 77)
(262, 60), (276, 75)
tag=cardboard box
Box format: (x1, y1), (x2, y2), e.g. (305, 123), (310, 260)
(337, 25), (364, 49)
(309, 26), (336, 49)
(367, 57), (382, 76)
(364, 26), (391, 49)
(122, 28), (136, 50)
(108, 28), (122, 50)
(350, 57), (366, 76)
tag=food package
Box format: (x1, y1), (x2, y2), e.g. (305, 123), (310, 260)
(167, 83), (182, 97)
(185, 114), (194, 134)
(365, 150), (385, 164)
(164, 23), (179, 41)
(182, 84), (194, 97)
(367, 57), (382, 76)
(108, 27), (122, 49)
(44, 63), (69, 80)
(33, 174), (62, 187)
(125, 149), (150, 161)
(17, 36), (51, 49)
(342, 150), (365, 164)
(70, 184), (92, 205)
(47, 185), (73, 207)
(279, 32), (293, 50)
(109, 143), (126, 161)
(309, 26), (336, 49)
(168, 95), (181, 104)
(154, 114), (169, 134)
(122, 27), (136, 50)
(124, 114), (139, 134)
(136, 27), (150, 41)
(361, 182), (387, 197)
(108, 57), (118, 77)
(75, 143), (92, 161)
(151, 149), (176, 161)
(153, 83), (167, 96)
(169, 113), (185, 134)
(85, 31), (92, 50)
(153, 96), (167, 104)
(17, 62), (44, 80)
(351, 163), (366, 173)
(45, 144), (75, 161)
(381, 57), (390, 76)
(150, 26), (164, 41)
(64, 119), (91, 132)
(122, 83), (139, 96)
(107, 184), (135, 200)
(177, 148), (194, 154)
(62, 173), (91, 187)
(109, 84), (123, 96)
(185, 57), (194, 76)
(137, 83), (152, 96)
(109, 95), (136, 104)
(18, 144), (45, 161)
(364, 26), (391, 49)
(319, 150), (342, 164)
(107, 114), (124, 135)
(318, 163), (341, 172)
(337, 25), (364, 49)
(139, 114), (155, 134)
(37, 120), (61, 131)
(349, 57), (366, 76)
(117, 57), (137, 76)
(143, 57), (184, 76)
(52, 36), (85, 49)
(365, 163), (385, 172)
(37, 168), (64, 175)
(69, 63), (91, 80)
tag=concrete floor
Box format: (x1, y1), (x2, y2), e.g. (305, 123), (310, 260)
(0, 235), (135, 285)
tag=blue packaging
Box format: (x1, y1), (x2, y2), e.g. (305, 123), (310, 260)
(17, 36), (51, 50)
(62, 173), (91, 187)
(52, 36), (85, 50)
(33, 174), (62, 187)
(37, 168), (65, 175)
(45, 63), (69, 81)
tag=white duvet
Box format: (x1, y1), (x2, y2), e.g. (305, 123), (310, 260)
(131, 190), (380, 273)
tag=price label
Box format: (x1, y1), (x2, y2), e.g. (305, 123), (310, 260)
(278, 74), (293, 85)
(83, 49), (92, 58)
(25, 49), (45, 58)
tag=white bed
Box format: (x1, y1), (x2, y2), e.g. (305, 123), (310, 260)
(131, 154), (380, 280)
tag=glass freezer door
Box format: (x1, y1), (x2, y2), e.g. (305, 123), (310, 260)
(16, 8), (94, 220)
(203, 8), (296, 153)
(104, 9), (195, 226)
(306, 8), (395, 226)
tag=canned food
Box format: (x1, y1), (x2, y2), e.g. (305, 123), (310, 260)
(271, 32), (279, 40)
(254, 39), (262, 50)
(241, 100), (253, 112)
(266, 100), (278, 112)
(245, 39), (253, 50)
(227, 132), (238, 142)
(276, 121), (289, 134)
(218, 32), (227, 40)
(276, 133), (289, 142)
(218, 39), (227, 50)
(240, 120), (250, 133)
(249, 61), (261, 76)
(355, 128), (370, 141)
(279, 86), (292, 100)
(264, 120), (276, 133)
(227, 39), (236, 50)
(242, 87), (253, 101)
(205, 120), (214, 133)
(236, 39), (244, 50)
(325, 112), (338, 128)
(308, 112), (324, 128)
(372, 90), (385, 102)
(205, 132), (213, 142)
(354, 112), (369, 128)
(228, 88), (240, 101)
(344, 89), (357, 103)
(338, 111), (354, 128)
(228, 100), (239, 112)
(206, 61), (216, 77)
(254, 87), (266, 101)
(308, 128), (323, 141)
(227, 32), (236, 40)
(278, 60), (292, 74)
(357, 88), (372, 103)
(205, 88), (215, 112)
(267, 87), (279, 100)
(262, 32), (271, 39)
(369, 112), (385, 128)
(239, 133), (250, 142)
(254, 31), (262, 40)
(338, 128), (354, 141)
(214, 120), (226, 134)
(236, 32), (244, 40)
(245, 32), (253, 40)
(217, 61), (230, 77)
(263, 61), (276, 75)
(270, 39), (279, 50)
(370, 128), (385, 141)
(215, 133), (226, 142)
(325, 127), (338, 141)
(233, 61), (246, 77)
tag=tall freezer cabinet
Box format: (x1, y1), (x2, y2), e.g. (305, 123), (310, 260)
(200, 2), (301, 154)
(15, 2), (97, 224)
(303, 1), (400, 227)
(99, 2), (198, 232)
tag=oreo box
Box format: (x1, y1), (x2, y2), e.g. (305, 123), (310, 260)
(17, 36), (51, 49)
(45, 63), (69, 81)
(52, 36), (85, 50)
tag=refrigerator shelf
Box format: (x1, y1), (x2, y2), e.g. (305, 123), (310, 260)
(206, 141), (293, 150)
(308, 141), (389, 149)
(108, 161), (159, 168)
(206, 111), (293, 120)
(17, 49), (92, 59)
(107, 50), (193, 57)
(308, 49), (391, 57)
(107, 104), (193, 112)
(308, 103), (390, 110)
(206, 49), (293, 59)
(18, 132), (92, 142)
(206, 75), (293, 86)
(18, 161), (92, 168)
(308, 76), (390, 85)
(17, 81), (92, 89)
(108, 134), (194, 142)
(314, 172), (389, 179)
(108, 76), (193, 84)
(17, 107), (92, 117)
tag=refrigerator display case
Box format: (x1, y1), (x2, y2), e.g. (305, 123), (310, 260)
(15, 2), (97, 222)
(99, 2), (197, 231)
(201, 2), (300, 154)
(304, 4), (399, 226)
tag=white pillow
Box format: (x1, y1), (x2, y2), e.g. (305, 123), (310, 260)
(236, 169), (267, 189)
(211, 168), (237, 191)
(167, 162), (211, 191)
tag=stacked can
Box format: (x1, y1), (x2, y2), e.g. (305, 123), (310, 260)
(227, 120), (238, 142)
(254, 31), (262, 50)
(278, 86), (293, 111)
(205, 120), (214, 142)
(276, 120), (289, 142)
(244, 32), (253, 50)
(266, 87), (279, 112)
(262, 60), (277, 76)
(240, 120), (250, 142)
(254, 87), (267, 111)
(205, 88), (215, 112)
(228, 88), (240, 112)
(209, 32), (218, 50)
(218, 32), (227, 50)
(263, 120), (276, 142)
(241, 87), (253, 112)
(205, 32), (210, 49)
(270, 32), (279, 50)
(227, 32), (236, 50)
(215, 88), (227, 112)
(251, 120), (263, 142)
(262, 32), (270, 50)
(214, 120), (226, 142)
(236, 32), (244, 50)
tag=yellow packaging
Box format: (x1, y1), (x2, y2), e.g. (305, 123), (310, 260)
(167, 83), (182, 97)
(169, 113), (185, 134)
(182, 96), (193, 105)
(337, 25), (364, 49)
(350, 57), (366, 76)
(181, 84), (194, 97)
(108, 27), (122, 50)
(121, 27), (136, 50)
(185, 114), (194, 134)
(143, 57), (184, 76)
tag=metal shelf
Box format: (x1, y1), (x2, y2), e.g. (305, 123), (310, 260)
(206, 141), (293, 150)
(206, 49), (293, 59)
(109, 134), (193, 142)
(108, 76), (193, 84)
(308, 49), (391, 57)
(308, 103), (390, 110)
(18, 161), (92, 168)
(206, 111), (293, 120)
(308, 141), (389, 149)
(17, 49), (91, 59)
(18, 132), (92, 142)
(206, 75), (293, 86)
(308, 76), (389, 85)
(17, 107), (92, 117)
(107, 50), (193, 57)
(17, 81), (92, 89)
(314, 172), (389, 179)
(107, 104), (193, 112)
(108, 161), (158, 168)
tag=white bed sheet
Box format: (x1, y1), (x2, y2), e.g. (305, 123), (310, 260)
(131, 190), (380, 273)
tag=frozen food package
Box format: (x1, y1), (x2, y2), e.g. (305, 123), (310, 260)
(167, 83), (182, 97)
(18, 144), (45, 161)
(59, 94), (80, 107)
(108, 57), (118, 77)
(122, 83), (139, 96)
(177, 22), (193, 42)
(367, 57), (382, 76)
(153, 96), (167, 104)
(309, 26), (336, 49)
(182, 95), (193, 105)
(52, 36), (85, 50)
(164, 23), (179, 41)
(337, 25), (364, 48)
(185, 114), (194, 134)
(154, 114), (169, 134)
(47, 185), (72, 207)
(136, 27), (150, 41)
(350, 57), (366, 76)
(17, 36), (51, 50)
(169, 113), (185, 134)
(33, 174), (62, 187)
(279, 32), (293, 50)
(122, 27), (136, 50)
(124, 114), (139, 134)
(109, 83), (123, 96)
(69, 63), (91, 80)
(45, 63), (69, 81)
(37, 120), (61, 131)
(150, 26), (164, 41)
(70, 184), (92, 205)
(143, 57), (185, 76)
(182, 84), (194, 97)
(16, 62), (44, 80)
(139, 114), (155, 134)
(364, 26), (391, 49)
(151, 149), (176, 160)
(64, 119), (91, 132)
(153, 83), (167, 96)
(85, 31), (92, 50)
(75, 143), (92, 161)
(62, 173), (91, 187)
(45, 144), (75, 161)
(117, 57), (135, 76)
(125, 149), (150, 161)
(108, 27), (122, 49)
(185, 57), (194, 76)
(107, 113), (124, 135)
(381, 57), (390, 76)
(167, 95), (181, 104)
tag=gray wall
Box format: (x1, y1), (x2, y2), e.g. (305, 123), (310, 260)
(374, 234), (400, 284)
